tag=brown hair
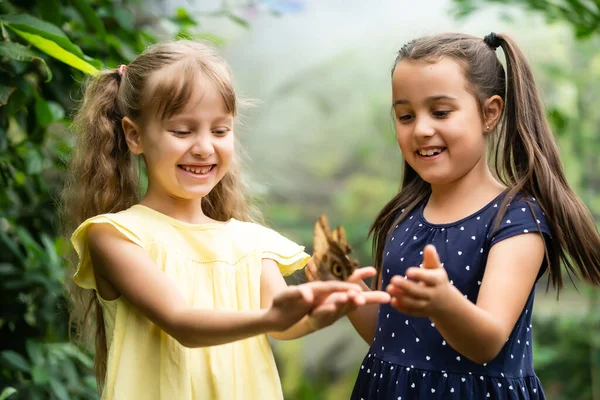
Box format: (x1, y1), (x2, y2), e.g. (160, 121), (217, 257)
(61, 40), (260, 389)
(370, 32), (600, 290)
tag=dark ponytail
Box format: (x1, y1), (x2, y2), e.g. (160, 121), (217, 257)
(371, 32), (600, 290)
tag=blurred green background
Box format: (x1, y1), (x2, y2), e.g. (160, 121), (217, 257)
(1, 0), (599, 399)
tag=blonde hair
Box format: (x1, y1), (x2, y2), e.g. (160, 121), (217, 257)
(61, 40), (261, 389)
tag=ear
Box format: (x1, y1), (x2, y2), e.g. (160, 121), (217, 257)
(482, 95), (503, 132)
(122, 117), (143, 155)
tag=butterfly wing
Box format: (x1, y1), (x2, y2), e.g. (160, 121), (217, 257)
(313, 215), (357, 281)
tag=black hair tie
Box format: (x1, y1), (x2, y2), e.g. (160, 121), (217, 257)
(483, 32), (501, 50)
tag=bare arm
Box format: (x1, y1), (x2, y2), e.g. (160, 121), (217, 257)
(87, 223), (356, 348)
(430, 234), (544, 363)
(346, 277), (381, 344)
(305, 260), (386, 344)
(388, 235), (545, 364)
(261, 259), (315, 340)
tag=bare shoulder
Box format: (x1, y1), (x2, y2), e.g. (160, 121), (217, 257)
(87, 222), (144, 274)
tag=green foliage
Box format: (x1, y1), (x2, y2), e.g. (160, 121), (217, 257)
(452, 0), (600, 38)
(533, 308), (600, 400)
(1, 341), (96, 400)
(275, 338), (358, 400)
(0, 0), (192, 397)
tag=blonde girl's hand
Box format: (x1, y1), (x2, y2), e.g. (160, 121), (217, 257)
(305, 288), (388, 330)
(305, 259), (391, 305)
(386, 244), (451, 318)
(307, 290), (359, 330)
(265, 281), (361, 332)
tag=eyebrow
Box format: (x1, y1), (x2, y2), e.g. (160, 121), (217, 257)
(167, 115), (233, 124)
(393, 95), (458, 106)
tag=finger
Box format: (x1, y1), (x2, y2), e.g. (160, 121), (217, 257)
(407, 267), (445, 286)
(306, 280), (362, 296)
(296, 285), (314, 303)
(422, 244), (442, 270)
(392, 268), (438, 286)
(390, 295), (428, 315)
(348, 291), (366, 306)
(330, 292), (349, 305)
(317, 291), (350, 308)
(360, 291), (391, 304)
(386, 285), (405, 298)
(387, 278), (431, 301)
(390, 297), (427, 317)
(348, 266), (377, 283)
(305, 258), (318, 282)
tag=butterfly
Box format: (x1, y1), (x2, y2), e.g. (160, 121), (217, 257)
(312, 215), (358, 281)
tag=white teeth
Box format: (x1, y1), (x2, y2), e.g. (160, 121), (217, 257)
(418, 148), (444, 156)
(182, 165), (212, 174)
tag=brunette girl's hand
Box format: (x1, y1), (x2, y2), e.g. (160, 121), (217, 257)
(386, 244), (451, 317)
(304, 257), (319, 282)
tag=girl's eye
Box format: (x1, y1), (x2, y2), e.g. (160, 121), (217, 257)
(170, 130), (191, 136)
(214, 128), (230, 136)
(433, 110), (451, 118)
(397, 115), (413, 122)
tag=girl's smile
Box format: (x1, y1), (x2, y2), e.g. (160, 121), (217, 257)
(178, 163), (217, 179)
(415, 146), (447, 160)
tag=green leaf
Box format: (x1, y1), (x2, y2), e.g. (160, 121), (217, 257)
(0, 14), (85, 59)
(49, 379), (70, 400)
(60, 343), (94, 369)
(35, 98), (53, 127)
(31, 366), (49, 385)
(0, 85), (16, 106)
(4, 89), (28, 118)
(0, 40), (38, 60)
(0, 232), (25, 262)
(113, 7), (135, 31)
(0, 41), (52, 82)
(0, 263), (18, 275)
(0, 387), (17, 400)
(105, 34), (137, 62)
(61, 359), (79, 386)
(25, 341), (45, 367)
(32, 99), (64, 125)
(1, 350), (31, 372)
(227, 12), (250, 28)
(9, 28), (98, 75)
(48, 101), (65, 121)
(194, 33), (226, 46)
(173, 7), (197, 27)
(38, 0), (62, 25)
(70, 0), (107, 37)
(41, 234), (62, 280)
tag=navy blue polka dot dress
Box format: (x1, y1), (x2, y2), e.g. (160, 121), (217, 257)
(352, 192), (552, 399)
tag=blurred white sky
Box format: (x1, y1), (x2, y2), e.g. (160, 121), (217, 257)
(146, 0), (562, 199)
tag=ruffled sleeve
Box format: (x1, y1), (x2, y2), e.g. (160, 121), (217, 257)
(71, 214), (144, 291)
(259, 226), (310, 276)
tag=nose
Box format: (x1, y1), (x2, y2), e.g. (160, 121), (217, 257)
(191, 132), (214, 159)
(413, 114), (436, 139)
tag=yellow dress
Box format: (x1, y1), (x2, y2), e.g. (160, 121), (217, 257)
(72, 205), (310, 400)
